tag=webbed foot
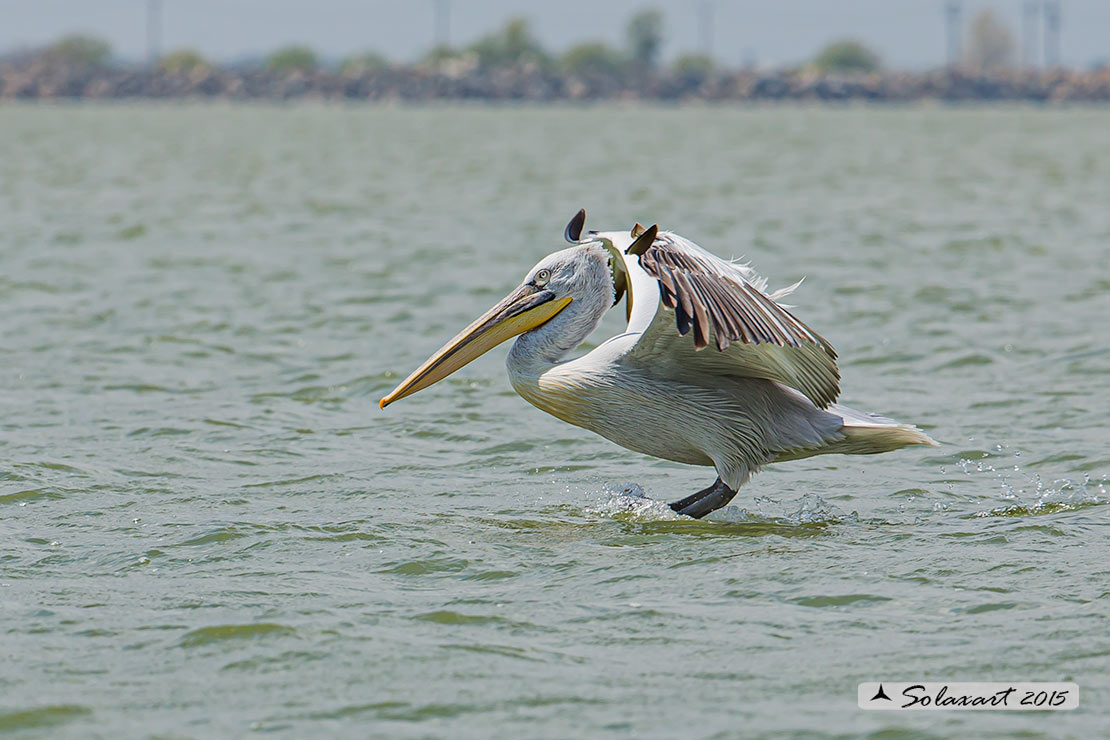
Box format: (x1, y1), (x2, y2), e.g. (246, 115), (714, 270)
(668, 477), (738, 519)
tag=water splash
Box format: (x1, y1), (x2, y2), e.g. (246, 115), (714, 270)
(707, 493), (858, 525)
(587, 483), (857, 527)
(584, 482), (682, 521)
(786, 493), (859, 525)
(954, 443), (1106, 518)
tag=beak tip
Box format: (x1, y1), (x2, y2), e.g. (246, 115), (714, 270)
(378, 397), (389, 410)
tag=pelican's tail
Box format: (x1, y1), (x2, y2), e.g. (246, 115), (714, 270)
(772, 404), (937, 463)
(826, 403), (938, 455)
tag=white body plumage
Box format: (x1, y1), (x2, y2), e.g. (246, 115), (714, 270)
(503, 234), (931, 492)
(381, 212), (936, 517)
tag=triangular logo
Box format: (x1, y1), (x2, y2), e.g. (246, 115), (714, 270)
(870, 684), (892, 701)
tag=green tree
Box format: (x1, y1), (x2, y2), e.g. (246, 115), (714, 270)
(159, 49), (211, 75)
(672, 53), (714, 84)
(626, 8), (663, 68)
(964, 9), (1015, 73)
(422, 45), (459, 65)
(342, 52), (389, 75)
(561, 42), (627, 78)
(812, 39), (882, 74)
(47, 35), (112, 67)
(265, 46), (318, 74)
(468, 17), (549, 70)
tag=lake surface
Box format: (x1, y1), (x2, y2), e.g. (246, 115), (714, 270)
(1, 104), (1108, 738)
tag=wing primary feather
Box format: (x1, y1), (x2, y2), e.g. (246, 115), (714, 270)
(656, 263), (677, 296)
(685, 274), (716, 350)
(672, 270), (698, 333)
(741, 285), (789, 345)
(700, 278), (738, 351)
(728, 285), (772, 343)
(674, 304), (692, 336)
(564, 209), (586, 243)
(744, 285), (807, 346)
(626, 224), (658, 256)
(740, 284), (790, 345)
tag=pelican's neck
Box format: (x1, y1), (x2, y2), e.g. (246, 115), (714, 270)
(504, 297), (609, 427)
(507, 298), (607, 377)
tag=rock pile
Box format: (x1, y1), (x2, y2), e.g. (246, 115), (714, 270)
(3, 56), (1109, 103)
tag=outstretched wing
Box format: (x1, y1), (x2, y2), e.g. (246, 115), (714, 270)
(624, 230), (841, 408)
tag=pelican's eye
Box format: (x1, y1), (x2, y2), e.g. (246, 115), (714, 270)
(534, 269), (551, 286)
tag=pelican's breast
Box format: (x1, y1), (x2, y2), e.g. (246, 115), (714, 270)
(508, 363), (597, 429)
(507, 350), (715, 467)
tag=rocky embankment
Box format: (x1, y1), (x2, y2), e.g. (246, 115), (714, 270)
(3, 57), (1109, 103)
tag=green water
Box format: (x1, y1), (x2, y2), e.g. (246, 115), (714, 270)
(1, 104), (1108, 739)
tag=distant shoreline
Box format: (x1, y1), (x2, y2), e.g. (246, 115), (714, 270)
(3, 61), (1109, 104)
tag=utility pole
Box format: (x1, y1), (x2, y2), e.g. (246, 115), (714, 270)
(1023, 1), (1040, 68)
(1043, 0), (1061, 68)
(697, 1), (714, 60)
(432, 0), (450, 48)
(146, 0), (162, 65)
(944, 1), (962, 69)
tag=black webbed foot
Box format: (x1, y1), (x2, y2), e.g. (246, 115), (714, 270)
(668, 477), (738, 519)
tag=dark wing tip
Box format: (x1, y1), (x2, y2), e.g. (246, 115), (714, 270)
(564, 209), (586, 243)
(626, 224), (658, 256)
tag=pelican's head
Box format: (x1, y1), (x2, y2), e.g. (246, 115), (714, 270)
(379, 237), (613, 409)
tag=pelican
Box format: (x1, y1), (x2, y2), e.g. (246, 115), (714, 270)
(380, 210), (936, 518)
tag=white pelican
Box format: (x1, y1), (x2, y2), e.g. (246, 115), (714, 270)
(380, 210), (936, 518)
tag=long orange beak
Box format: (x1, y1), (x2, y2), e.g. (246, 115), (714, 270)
(379, 284), (572, 409)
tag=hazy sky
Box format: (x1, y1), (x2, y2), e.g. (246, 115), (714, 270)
(1, 0), (1107, 69)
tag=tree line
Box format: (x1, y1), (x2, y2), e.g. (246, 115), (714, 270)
(11, 8), (1060, 80)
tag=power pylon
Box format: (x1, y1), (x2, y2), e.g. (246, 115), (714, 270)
(146, 0), (162, 64)
(432, 0), (450, 48)
(1043, 0), (1061, 67)
(698, 1), (714, 60)
(1023, 0), (1040, 68)
(944, 1), (962, 68)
